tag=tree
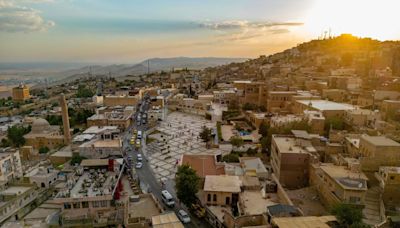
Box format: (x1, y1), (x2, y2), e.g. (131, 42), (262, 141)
(76, 85), (94, 98)
(246, 147), (258, 156)
(260, 137), (269, 155)
(222, 153), (240, 162)
(175, 165), (200, 207)
(242, 103), (258, 111)
(39, 146), (50, 154)
(258, 121), (270, 138)
(70, 155), (87, 165)
(46, 115), (63, 125)
(331, 203), (365, 228)
(1, 138), (11, 148)
(324, 116), (345, 135)
(230, 136), (244, 148)
(199, 126), (212, 143)
(7, 125), (30, 147)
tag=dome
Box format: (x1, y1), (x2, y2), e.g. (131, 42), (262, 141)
(31, 118), (51, 134)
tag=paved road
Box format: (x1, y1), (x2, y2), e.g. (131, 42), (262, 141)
(122, 96), (209, 228)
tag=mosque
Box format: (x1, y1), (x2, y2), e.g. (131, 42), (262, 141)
(24, 94), (71, 150)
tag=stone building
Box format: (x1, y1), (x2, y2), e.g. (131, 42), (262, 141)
(24, 118), (65, 150)
(203, 175), (241, 207)
(12, 84), (30, 102)
(358, 134), (400, 172)
(375, 166), (400, 208)
(310, 163), (368, 208)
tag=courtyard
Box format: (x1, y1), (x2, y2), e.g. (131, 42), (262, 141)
(145, 112), (222, 181)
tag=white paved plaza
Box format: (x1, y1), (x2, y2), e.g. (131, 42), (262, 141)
(146, 112), (219, 181)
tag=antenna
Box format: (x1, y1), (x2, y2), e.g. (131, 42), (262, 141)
(147, 60), (150, 75)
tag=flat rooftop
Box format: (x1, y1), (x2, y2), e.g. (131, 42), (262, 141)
(296, 100), (355, 111)
(239, 157), (267, 174)
(273, 136), (313, 154)
(152, 212), (184, 228)
(233, 80), (252, 84)
(57, 170), (117, 198)
(128, 194), (161, 219)
(204, 175), (241, 193)
(79, 139), (121, 148)
(379, 166), (400, 174)
(81, 159), (109, 167)
(361, 134), (400, 147)
(319, 163), (367, 190)
(1, 186), (31, 196)
(272, 215), (337, 228)
(83, 126), (119, 134)
(241, 190), (277, 215)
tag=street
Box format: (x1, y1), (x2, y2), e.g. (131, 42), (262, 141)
(121, 96), (209, 228)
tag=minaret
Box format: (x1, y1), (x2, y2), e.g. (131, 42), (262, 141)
(60, 94), (71, 144)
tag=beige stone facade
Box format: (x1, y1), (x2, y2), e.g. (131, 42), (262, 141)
(103, 95), (138, 106)
(359, 135), (400, 171)
(12, 85), (30, 102)
(270, 135), (312, 189)
(310, 163), (367, 208)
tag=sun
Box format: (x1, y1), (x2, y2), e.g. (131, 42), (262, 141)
(303, 0), (400, 41)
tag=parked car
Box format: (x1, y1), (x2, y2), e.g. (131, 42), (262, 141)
(135, 162), (143, 169)
(177, 210), (191, 223)
(161, 190), (175, 207)
(137, 154), (143, 161)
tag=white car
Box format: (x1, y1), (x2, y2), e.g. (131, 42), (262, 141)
(177, 210), (191, 223)
(137, 154), (143, 161)
(135, 162), (143, 169)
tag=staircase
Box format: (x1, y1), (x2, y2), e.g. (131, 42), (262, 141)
(362, 186), (383, 226)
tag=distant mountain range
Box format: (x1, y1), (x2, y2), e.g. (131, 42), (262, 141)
(51, 57), (247, 80)
(0, 57), (247, 83)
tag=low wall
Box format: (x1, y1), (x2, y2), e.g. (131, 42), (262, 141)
(271, 174), (294, 206)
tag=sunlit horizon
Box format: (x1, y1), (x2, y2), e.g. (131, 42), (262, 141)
(1, 0), (399, 63)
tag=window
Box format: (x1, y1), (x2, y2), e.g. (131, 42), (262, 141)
(64, 203), (71, 209)
(73, 202), (80, 209)
(349, 196), (360, 203)
(82, 201), (89, 208)
(92, 201), (100, 208)
(207, 194), (211, 202)
(390, 176), (395, 180)
(100, 200), (108, 207)
(213, 194), (217, 202)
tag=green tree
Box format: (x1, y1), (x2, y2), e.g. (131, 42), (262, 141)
(222, 153), (240, 162)
(0, 138), (11, 147)
(324, 116), (345, 135)
(46, 115), (63, 125)
(230, 136), (244, 148)
(70, 155), (87, 165)
(76, 85), (94, 98)
(175, 165), (200, 207)
(331, 203), (365, 228)
(39, 146), (50, 154)
(7, 125), (31, 147)
(242, 103), (258, 111)
(199, 126), (212, 143)
(260, 137), (269, 155)
(258, 121), (270, 138)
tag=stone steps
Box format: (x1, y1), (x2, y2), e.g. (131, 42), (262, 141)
(362, 186), (382, 226)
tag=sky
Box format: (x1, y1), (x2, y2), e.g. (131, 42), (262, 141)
(0, 0), (400, 64)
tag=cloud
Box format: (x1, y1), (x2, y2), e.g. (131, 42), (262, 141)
(199, 20), (303, 30)
(0, 0), (55, 32)
(196, 20), (304, 45)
